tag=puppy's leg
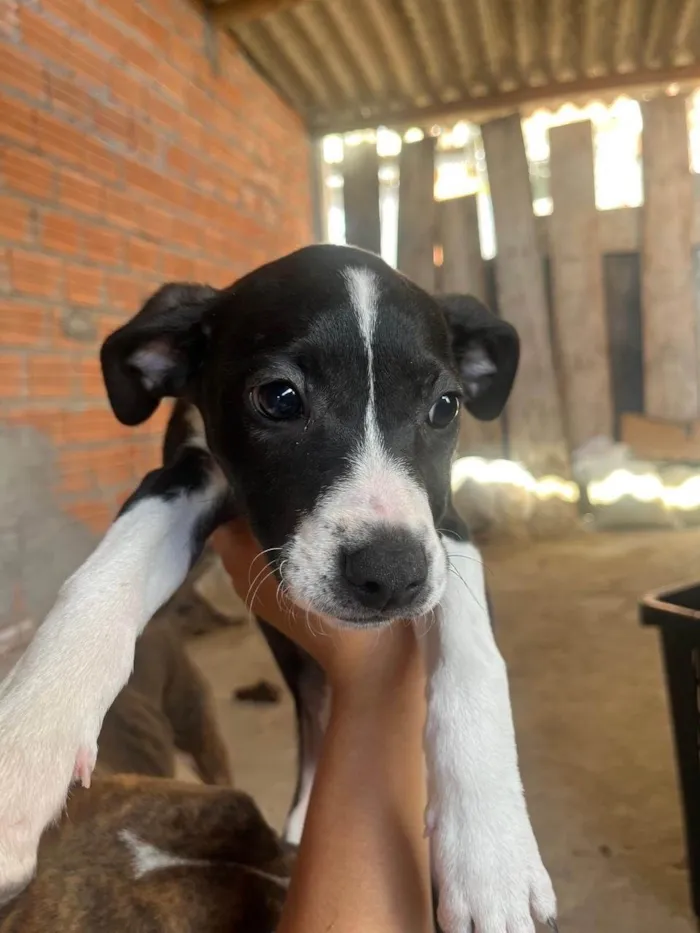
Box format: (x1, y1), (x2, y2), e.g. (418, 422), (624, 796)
(0, 446), (229, 904)
(423, 537), (556, 933)
(162, 637), (233, 787)
(257, 620), (328, 845)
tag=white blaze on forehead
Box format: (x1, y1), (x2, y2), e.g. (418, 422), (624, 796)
(343, 266), (380, 441)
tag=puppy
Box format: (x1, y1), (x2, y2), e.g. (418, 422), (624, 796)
(0, 245), (555, 932)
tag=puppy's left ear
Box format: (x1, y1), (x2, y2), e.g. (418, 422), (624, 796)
(436, 294), (520, 421)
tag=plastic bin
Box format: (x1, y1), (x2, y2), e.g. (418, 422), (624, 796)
(641, 582), (700, 922)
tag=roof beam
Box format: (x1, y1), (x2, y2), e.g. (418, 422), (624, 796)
(210, 0), (318, 28)
(311, 63), (700, 136)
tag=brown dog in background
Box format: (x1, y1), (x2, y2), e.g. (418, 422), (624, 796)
(0, 605), (292, 932)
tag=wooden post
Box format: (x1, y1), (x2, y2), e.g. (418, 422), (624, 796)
(642, 95), (698, 421)
(482, 114), (569, 475)
(549, 120), (613, 450)
(342, 142), (381, 256)
(397, 136), (436, 292)
(437, 194), (485, 298)
(438, 194), (503, 458)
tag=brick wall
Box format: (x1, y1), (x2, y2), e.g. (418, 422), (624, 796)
(0, 0), (312, 636)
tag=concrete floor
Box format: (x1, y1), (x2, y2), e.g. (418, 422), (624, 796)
(185, 528), (700, 932)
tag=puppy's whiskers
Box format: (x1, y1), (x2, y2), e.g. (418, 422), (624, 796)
(447, 560), (487, 613)
(247, 547), (283, 586)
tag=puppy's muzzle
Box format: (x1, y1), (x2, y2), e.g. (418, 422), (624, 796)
(342, 529), (428, 613)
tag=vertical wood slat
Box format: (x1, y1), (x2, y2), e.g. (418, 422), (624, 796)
(482, 114), (569, 475)
(437, 194), (486, 298)
(642, 95), (698, 421)
(342, 141), (381, 255)
(397, 136), (436, 292)
(438, 194), (503, 457)
(549, 120), (613, 450)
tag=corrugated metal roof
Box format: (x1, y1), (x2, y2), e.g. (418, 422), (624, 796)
(211, 0), (700, 133)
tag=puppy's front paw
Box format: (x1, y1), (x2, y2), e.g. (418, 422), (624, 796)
(0, 695), (96, 904)
(428, 794), (556, 933)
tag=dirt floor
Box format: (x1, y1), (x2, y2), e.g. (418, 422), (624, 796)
(4, 527), (700, 931)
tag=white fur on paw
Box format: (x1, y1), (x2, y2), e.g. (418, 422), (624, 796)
(0, 695), (96, 905)
(430, 792), (556, 933)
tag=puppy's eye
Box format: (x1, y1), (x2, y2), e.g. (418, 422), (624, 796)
(427, 393), (460, 429)
(251, 381), (304, 421)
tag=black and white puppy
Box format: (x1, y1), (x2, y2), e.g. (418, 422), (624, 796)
(0, 245), (555, 933)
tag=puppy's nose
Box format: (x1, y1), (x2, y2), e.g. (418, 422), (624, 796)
(343, 531), (428, 611)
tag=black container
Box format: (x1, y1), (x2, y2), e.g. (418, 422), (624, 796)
(641, 582), (700, 923)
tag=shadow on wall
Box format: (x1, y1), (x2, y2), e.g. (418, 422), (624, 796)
(0, 424), (95, 651)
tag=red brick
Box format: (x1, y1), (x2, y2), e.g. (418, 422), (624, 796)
(141, 89), (179, 129)
(42, 212), (82, 254)
(108, 67), (144, 110)
(83, 225), (124, 265)
(166, 144), (192, 177)
(131, 120), (157, 157)
(0, 352), (26, 396)
(78, 358), (106, 397)
(0, 196), (31, 243)
(82, 6), (128, 59)
(133, 7), (170, 48)
(10, 250), (62, 297)
(0, 94), (36, 146)
(65, 499), (113, 534)
(126, 237), (159, 273)
(3, 148), (55, 199)
(58, 170), (105, 214)
(168, 35), (197, 76)
(19, 9), (70, 63)
(35, 111), (86, 167)
(27, 353), (74, 396)
(62, 408), (126, 443)
(47, 73), (94, 121)
(36, 112), (118, 181)
(104, 188), (139, 229)
(122, 36), (160, 79)
(41, 0), (87, 30)
(5, 406), (65, 442)
(106, 274), (146, 313)
(0, 303), (45, 346)
(95, 106), (132, 146)
(140, 205), (172, 240)
(58, 448), (92, 494)
(92, 0), (136, 28)
(65, 41), (109, 89)
(65, 264), (103, 306)
(162, 252), (195, 281)
(0, 45), (46, 98)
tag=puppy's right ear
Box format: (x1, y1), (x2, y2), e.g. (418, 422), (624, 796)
(101, 282), (219, 426)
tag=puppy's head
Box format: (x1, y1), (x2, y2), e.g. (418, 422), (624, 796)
(102, 245), (518, 626)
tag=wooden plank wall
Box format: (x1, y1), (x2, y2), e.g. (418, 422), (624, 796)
(397, 136), (436, 292)
(548, 120), (613, 450)
(641, 95), (697, 421)
(336, 96), (700, 472)
(482, 115), (570, 476)
(342, 141), (381, 254)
